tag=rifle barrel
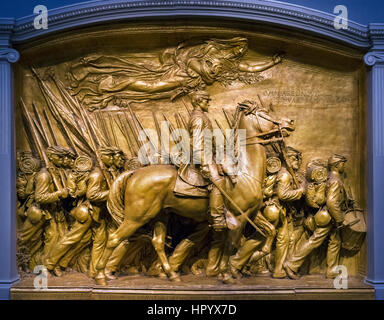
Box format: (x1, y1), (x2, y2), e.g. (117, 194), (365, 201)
(20, 99), (62, 190)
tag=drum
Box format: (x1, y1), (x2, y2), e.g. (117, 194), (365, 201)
(341, 209), (366, 251)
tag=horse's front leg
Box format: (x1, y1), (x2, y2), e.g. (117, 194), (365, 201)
(152, 220), (181, 282)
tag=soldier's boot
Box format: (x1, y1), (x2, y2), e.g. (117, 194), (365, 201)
(169, 239), (195, 272)
(206, 230), (225, 276)
(283, 261), (299, 280)
(104, 269), (118, 280)
(53, 265), (64, 277)
(209, 183), (227, 231)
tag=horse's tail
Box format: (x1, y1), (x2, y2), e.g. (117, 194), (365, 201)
(107, 170), (135, 226)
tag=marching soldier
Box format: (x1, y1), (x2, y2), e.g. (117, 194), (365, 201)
(35, 146), (69, 264)
(88, 147), (125, 278)
(284, 154), (351, 279)
(17, 152), (45, 271)
(229, 155), (280, 277)
(16, 152), (40, 227)
(273, 146), (306, 278)
(45, 147), (125, 278)
(45, 155), (93, 275)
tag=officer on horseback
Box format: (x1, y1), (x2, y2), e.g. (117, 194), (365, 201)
(187, 90), (228, 231)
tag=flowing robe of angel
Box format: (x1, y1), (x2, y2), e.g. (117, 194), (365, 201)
(67, 37), (281, 110)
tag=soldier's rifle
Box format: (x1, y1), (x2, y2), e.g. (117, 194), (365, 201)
(214, 119), (228, 146)
(107, 113), (120, 147)
(119, 113), (138, 156)
(95, 111), (112, 146)
(222, 108), (234, 129)
(177, 112), (188, 130)
(129, 107), (158, 161)
(152, 110), (169, 162)
(256, 94), (297, 186)
(20, 98), (63, 191)
(278, 130), (299, 189)
(30, 66), (82, 156)
(52, 73), (112, 188)
(162, 113), (183, 147)
(122, 110), (142, 152)
(181, 97), (192, 117)
(113, 114), (136, 157)
(32, 103), (68, 189)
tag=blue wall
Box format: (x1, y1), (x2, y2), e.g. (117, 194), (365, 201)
(0, 0), (383, 25)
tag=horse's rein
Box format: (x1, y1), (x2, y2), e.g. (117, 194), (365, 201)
(244, 110), (284, 146)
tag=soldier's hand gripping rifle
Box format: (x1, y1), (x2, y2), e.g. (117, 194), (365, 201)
(278, 127), (299, 189)
(20, 98), (63, 191)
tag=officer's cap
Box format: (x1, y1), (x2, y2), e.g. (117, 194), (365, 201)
(65, 147), (77, 159)
(328, 154), (347, 167)
(99, 146), (122, 156)
(286, 146), (302, 159)
(46, 146), (68, 157)
(190, 90), (211, 103)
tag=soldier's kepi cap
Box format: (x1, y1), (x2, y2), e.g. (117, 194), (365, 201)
(286, 146), (302, 158)
(99, 146), (123, 156)
(189, 90), (211, 103)
(65, 147), (77, 159)
(46, 146), (69, 157)
(328, 154), (347, 167)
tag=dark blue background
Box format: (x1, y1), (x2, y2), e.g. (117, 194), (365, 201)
(0, 0), (383, 25)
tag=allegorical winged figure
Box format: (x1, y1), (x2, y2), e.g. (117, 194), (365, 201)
(67, 37), (283, 110)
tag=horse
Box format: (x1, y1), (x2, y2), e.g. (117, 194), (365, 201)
(94, 101), (295, 285)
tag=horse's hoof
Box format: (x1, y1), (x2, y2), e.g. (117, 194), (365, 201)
(169, 272), (181, 282)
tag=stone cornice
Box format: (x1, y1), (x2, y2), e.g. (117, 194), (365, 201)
(0, 0), (373, 48)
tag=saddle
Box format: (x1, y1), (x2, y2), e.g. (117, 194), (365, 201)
(173, 164), (210, 198)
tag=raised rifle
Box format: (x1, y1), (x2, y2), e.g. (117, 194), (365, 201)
(20, 98), (63, 191)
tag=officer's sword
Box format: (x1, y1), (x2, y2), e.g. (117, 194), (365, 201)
(211, 180), (267, 237)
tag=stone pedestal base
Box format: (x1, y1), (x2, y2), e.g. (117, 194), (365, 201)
(11, 272), (374, 300)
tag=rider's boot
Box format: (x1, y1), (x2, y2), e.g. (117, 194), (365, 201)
(209, 180), (227, 231)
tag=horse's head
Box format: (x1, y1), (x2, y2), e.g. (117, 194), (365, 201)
(237, 100), (295, 136)
(279, 117), (295, 137)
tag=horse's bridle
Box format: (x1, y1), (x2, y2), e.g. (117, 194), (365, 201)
(242, 109), (284, 146)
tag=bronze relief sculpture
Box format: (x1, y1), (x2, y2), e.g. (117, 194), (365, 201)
(15, 36), (366, 288)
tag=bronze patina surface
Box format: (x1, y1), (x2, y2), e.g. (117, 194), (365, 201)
(13, 19), (367, 297)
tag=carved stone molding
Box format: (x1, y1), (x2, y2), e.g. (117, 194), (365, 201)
(364, 52), (384, 66)
(6, 0), (370, 48)
(0, 48), (20, 63)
